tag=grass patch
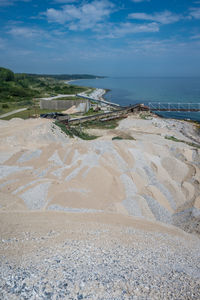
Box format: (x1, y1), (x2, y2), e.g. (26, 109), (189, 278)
(1, 108), (63, 120)
(55, 121), (98, 140)
(83, 108), (102, 116)
(165, 136), (181, 142)
(81, 118), (121, 130)
(165, 135), (200, 149)
(0, 101), (34, 115)
(139, 113), (153, 120)
(52, 96), (86, 101)
(112, 135), (135, 141)
(83, 108), (95, 116)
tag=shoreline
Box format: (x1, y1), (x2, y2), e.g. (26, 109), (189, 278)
(68, 79), (108, 101)
(69, 79), (200, 124)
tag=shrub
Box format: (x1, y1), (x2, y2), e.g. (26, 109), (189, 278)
(2, 104), (9, 109)
(112, 135), (135, 141)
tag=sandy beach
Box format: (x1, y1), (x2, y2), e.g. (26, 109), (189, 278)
(0, 114), (200, 299)
(78, 88), (107, 101)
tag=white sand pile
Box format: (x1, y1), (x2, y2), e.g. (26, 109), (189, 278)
(0, 118), (69, 151)
(0, 116), (199, 233)
(62, 105), (78, 114)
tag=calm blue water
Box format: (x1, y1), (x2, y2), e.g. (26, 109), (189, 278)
(73, 77), (200, 122)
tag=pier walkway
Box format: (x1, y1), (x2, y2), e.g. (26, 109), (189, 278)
(147, 102), (200, 112)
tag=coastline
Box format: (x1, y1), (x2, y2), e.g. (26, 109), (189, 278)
(76, 83), (200, 125)
(69, 79), (108, 102)
(79, 88), (107, 101)
(70, 77), (200, 123)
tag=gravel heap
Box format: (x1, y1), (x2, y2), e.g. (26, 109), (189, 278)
(1, 225), (199, 300)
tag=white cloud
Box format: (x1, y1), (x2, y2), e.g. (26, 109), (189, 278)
(0, 0), (10, 6)
(45, 0), (159, 38)
(7, 26), (45, 38)
(191, 34), (200, 39)
(0, 0), (30, 6)
(189, 7), (200, 19)
(121, 37), (200, 58)
(129, 10), (181, 24)
(96, 22), (159, 39)
(45, 0), (114, 30)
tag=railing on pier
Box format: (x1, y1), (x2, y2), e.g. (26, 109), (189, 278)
(148, 102), (200, 112)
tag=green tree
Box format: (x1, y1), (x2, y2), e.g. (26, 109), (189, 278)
(0, 67), (15, 82)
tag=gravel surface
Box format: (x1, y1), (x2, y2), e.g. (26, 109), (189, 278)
(1, 225), (200, 300)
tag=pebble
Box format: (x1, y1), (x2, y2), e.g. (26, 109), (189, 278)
(0, 227), (200, 300)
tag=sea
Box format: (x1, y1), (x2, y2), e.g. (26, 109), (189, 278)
(73, 77), (200, 123)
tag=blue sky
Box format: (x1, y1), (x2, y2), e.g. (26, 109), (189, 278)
(0, 0), (200, 76)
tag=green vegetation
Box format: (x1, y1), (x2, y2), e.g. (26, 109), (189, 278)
(81, 118), (122, 130)
(112, 135), (135, 141)
(24, 74), (105, 80)
(0, 67), (15, 82)
(51, 96), (85, 101)
(0, 68), (87, 103)
(1, 108), (63, 120)
(165, 135), (200, 149)
(0, 67), (99, 117)
(55, 121), (98, 140)
(83, 108), (101, 116)
(112, 136), (123, 140)
(55, 117), (135, 141)
(165, 136), (182, 143)
(0, 101), (33, 115)
(139, 112), (153, 120)
(2, 103), (9, 109)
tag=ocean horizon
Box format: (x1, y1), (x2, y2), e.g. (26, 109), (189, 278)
(73, 77), (200, 122)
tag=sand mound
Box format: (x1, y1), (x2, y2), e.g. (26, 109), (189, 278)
(62, 105), (78, 114)
(0, 118), (69, 150)
(0, 116), (199, 234)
